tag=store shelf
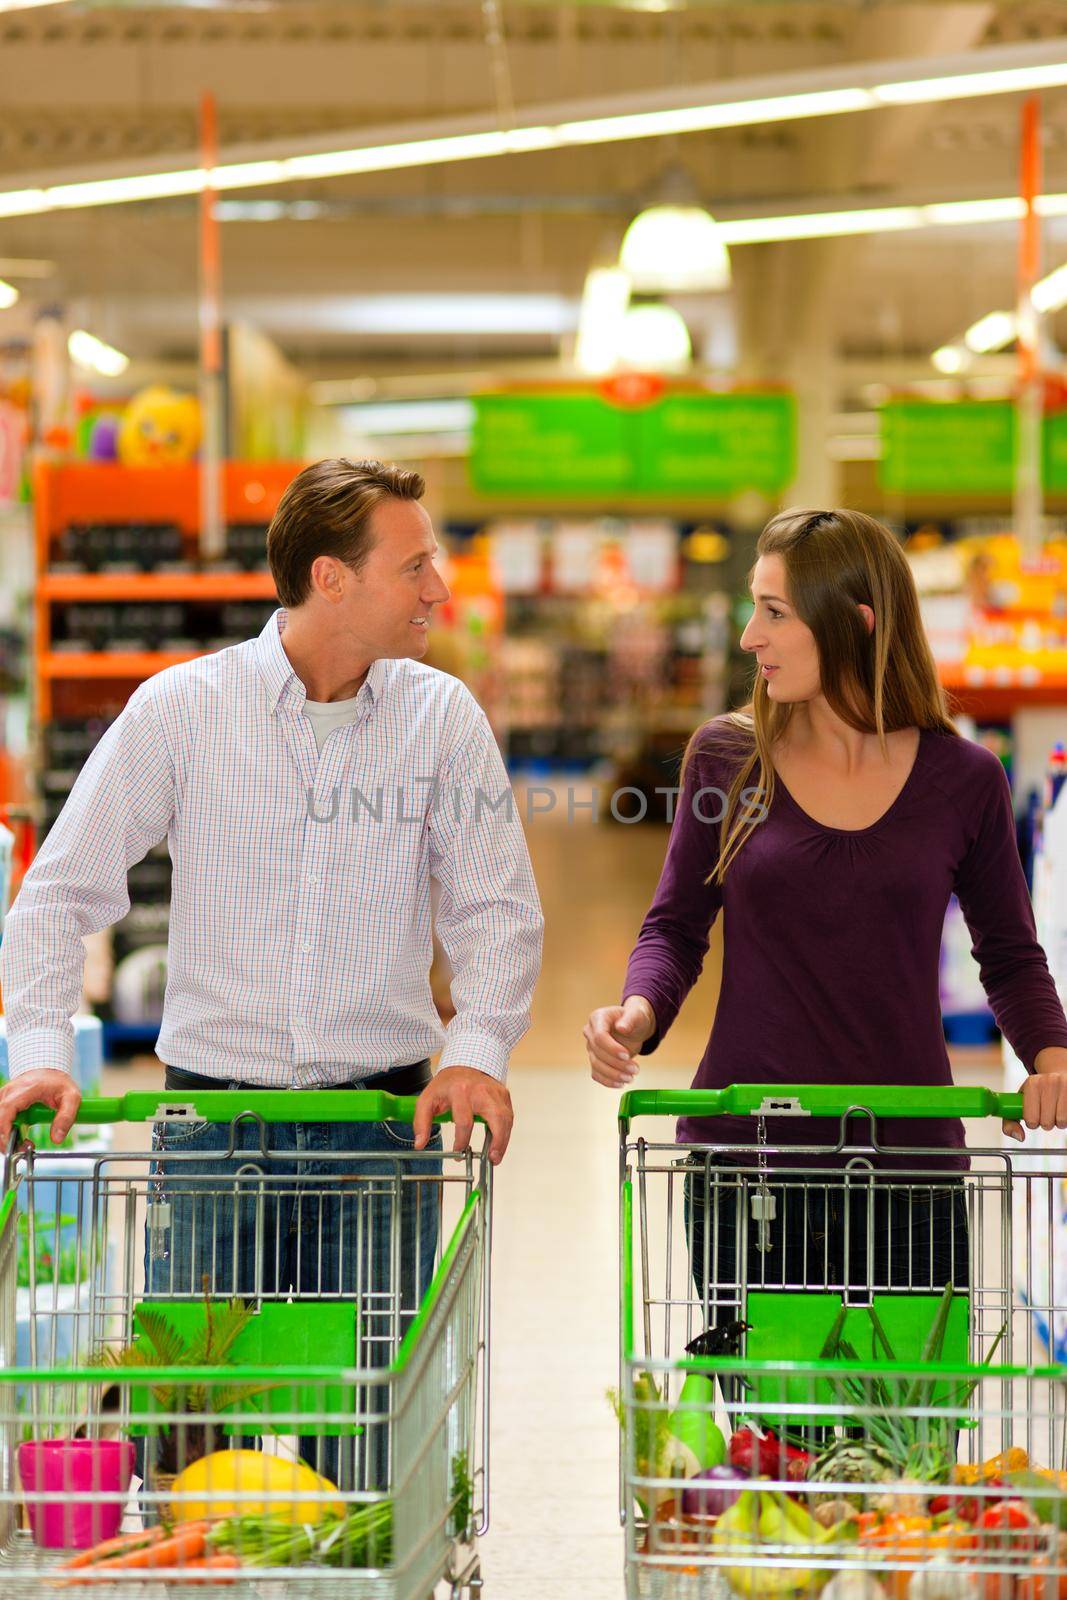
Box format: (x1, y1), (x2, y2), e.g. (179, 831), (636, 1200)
(41, 650), (207, 679)
(34, 460), (302, 559)
(40, 572), (276, 602)
(939, 665), (1067, 718)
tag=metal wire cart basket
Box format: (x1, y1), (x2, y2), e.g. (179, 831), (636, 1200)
(0, 1088), (491, 1598)
(617, 1083), (1067, 1600)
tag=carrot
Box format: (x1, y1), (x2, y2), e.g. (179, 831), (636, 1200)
(91, 1522), (209, 1571)
(58, 1526), (167, 1571)
(178, 1554), (240, 1584)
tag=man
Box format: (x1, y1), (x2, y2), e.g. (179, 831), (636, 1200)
(0, 457), (543, 1474)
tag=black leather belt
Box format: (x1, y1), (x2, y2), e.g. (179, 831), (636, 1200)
(163, 1059), (433, 1097)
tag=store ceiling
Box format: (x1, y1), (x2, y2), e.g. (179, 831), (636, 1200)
(0, 0), (1063, 398)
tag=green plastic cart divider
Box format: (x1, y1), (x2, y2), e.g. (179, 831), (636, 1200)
(129, 1301), (361, 1436)
(743, 1289), (970, 1423)
(0, 1189), (16, 1238)
(392, 1190), (481, 1374)
(618, 1083), (1024, 1126)
(14, 1089), (479, 1129)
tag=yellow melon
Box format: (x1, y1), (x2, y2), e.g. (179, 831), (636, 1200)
(170, 1449), (344, 1525)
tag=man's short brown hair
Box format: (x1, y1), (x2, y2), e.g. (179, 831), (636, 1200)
(267, 457), (426, 609)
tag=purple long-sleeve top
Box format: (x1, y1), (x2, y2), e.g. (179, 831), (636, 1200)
(623, 720), (1067, 1169)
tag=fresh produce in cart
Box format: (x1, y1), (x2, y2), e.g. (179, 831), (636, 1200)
(169, 1449), (345, 1526)
(607, 1369), (727, 1512)
(733, 1426), (815, 1483)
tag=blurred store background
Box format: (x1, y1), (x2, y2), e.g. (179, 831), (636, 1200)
(0, 2), (1064, 1065)
(1, 3), (1067, 1592)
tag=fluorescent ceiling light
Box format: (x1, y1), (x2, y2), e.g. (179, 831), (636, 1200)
(212, 161), (288, 191)
(236, 293), (578, 337)
(718, 205), (922, 244)
(337, 295), (575, 336)
(339, 399), (474, 435)
(68, 329), (129, 378)
(0, 280), (18, 311)
(557, 88), (873, 147)
(922, 198), (1025, 226)
(873, 62), (1067, 106)
(964, 310), (1017, 353)
(620, 206), (731, 291)
(575, 266), (631, 376)
(2, 39), (1067, 218)
(0, 191), (48, 220)
(49, 170), (204, 210)
(1032, 262), (1067, 314)
(931, 345), (971, 375)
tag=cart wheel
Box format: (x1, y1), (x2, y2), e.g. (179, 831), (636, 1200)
(450, 1556), (482, 1597)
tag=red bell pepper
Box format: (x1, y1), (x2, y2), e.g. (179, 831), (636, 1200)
(729, 1428), (813, 1481)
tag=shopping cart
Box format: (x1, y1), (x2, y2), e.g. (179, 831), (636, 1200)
(0, 1088), (491, 1598)
(618, 1084), (1067, 1600)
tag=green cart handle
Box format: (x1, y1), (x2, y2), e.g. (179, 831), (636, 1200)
(618, 1083), (1025, 1131)
(14, 1088), (465, 1130)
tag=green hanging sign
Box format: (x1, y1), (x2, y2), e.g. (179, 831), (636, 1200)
(880, 401), (1015, 494)
(469, 390), (796, 496)
(880, 400), (1067, 494)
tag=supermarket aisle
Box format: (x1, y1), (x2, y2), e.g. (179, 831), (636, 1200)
(482, 1060), (693, 1599)
(509, 789), (725, 1072)
(100, 806), (1003, 1598)
(482, 797), (709, 1592)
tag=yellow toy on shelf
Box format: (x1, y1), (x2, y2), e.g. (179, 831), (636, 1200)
(117, 385), (201, 467)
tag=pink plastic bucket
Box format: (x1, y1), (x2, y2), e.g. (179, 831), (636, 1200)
(18, 1438), (136, 1549)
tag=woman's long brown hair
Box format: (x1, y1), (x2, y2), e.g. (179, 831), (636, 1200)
(685, 507), (960, 885)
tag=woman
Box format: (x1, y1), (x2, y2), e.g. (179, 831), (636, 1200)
(585, 508), (1067, 1322)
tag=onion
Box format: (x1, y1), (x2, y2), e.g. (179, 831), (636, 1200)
(680, 1467), (745, 1518)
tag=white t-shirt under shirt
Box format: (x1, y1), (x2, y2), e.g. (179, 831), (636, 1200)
(302, 694), (363, 754)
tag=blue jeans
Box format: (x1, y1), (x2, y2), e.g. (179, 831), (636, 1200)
(143, 1068), (442, 1490)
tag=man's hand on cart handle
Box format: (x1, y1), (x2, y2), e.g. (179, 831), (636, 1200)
(412, 1066), (514, 1166)
(0, 1069), (82, 1148)
(1004, 1048), (1067, 1141)
(584, 996), (656, 1089)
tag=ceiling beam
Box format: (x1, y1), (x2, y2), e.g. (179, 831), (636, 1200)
(0, 33), (1066, 215)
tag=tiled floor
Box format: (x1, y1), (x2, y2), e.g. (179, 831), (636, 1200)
(98, 805), (1006, 1597)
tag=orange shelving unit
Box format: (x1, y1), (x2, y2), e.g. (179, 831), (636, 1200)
(39, 573), (278, 603)
(34, 461), (296, 721)
(41, 651), (206, 679)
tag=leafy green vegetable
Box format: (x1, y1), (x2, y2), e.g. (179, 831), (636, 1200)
(450, 1452), (473, 1538)
(93, 1279), (280, 1475)
(207, 1503), (393, 1568)
(608, 1371), (673, 1508)
(819, 1284), (1008, 1484)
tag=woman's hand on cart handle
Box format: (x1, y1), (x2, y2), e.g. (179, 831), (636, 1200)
(412, 1065), (514, 1166)
(1004, 1048), (1067, 1141)
(0, 1068), (82, 1148)
(584, 997), (656, 1089)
